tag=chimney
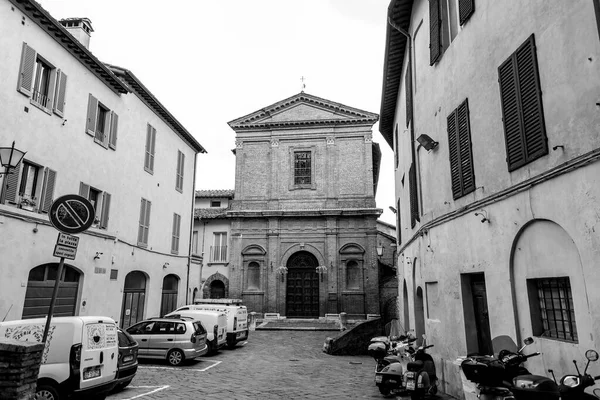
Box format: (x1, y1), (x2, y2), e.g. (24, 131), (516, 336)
(59, 18), (94, 50)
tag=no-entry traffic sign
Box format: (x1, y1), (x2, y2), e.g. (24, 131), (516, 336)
(49, 194), (96, 234)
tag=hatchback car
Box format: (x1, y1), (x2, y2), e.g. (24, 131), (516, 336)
(125, 317), (208, 366)
(115, 328), (139, 390)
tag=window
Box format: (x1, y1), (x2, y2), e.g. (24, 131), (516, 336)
(210, 200), (221, 208)
(17, 42), (68, 116)
(498, 34), (548, 172)
(86, 94), (118, 150)
(447, 99), (476, 199)
(429, 0), (474, 65)
(247, 262), (260, 290)
(176, 150), (185, 192)
(171, 213), (181, 254)
(144, 124), (156, 174)
(294, 151), (311, 185)
(425, 282), (440, 320)
(211, 232), (227, 262)
(19, 161), (39, 201)
(409, 163), (419, 228)
(138, 198), (151, 246)
(527, 277), (577, 342)
(346, 260), (360, 290)
(3, 160), (56, 213)
(79, 182), (112, 229)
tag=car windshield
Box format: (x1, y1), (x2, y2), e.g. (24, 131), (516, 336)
(193, 322), (206, 335)
(118, 329), (137, 346)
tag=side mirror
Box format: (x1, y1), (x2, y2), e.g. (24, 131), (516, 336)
(586, 350), (599, 362)
(524, 337), (534, 345)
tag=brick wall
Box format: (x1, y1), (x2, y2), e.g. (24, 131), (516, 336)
(0, 338), (44, 400)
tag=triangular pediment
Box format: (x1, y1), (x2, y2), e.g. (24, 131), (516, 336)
(228, 92), (378, 130)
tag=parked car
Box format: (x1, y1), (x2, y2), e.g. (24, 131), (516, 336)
(125, 317), (207, 366)
(165, 310), (227, 355)
(114, 327), (138, 391)
(0, 316), (119, 400)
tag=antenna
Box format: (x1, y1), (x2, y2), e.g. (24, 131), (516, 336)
(300, 76), (306, 92)
(573, 359), (581, 376)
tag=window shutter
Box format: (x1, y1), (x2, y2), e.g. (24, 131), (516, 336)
(409, 163), (419, 228)
(109, 112), (118, 150)
(17, 43), (36, 97)
(447, 108), (461, 199)
(150, 126), (156, 171)
(52, 70), (68, 117)
(429, 0), (441, 65)
(40, 168), (57, 213)
(144, 200), (151, 244)
(137, 199), (147, 244)
(405, 59), (413, 127)
(171, 213), (177, 252)
(397, 198), (402, 244)
(4, 162), (22, 203)
(144, 124), (152, 171)
(176, 151), (184, 192)
(86, 94), (98, 136)
(394, 125), (399, 168)
(457, 100), (476, 195)
(79, 182), (90, 198)
(100, 192), (111, 229)
(498, 34), (547, 172)
(458, 0), (475, 25)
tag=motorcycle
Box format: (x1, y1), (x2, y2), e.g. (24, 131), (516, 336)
(544, 348), (600, 399)
(402, 334), (438, 399)
(370, 334), (417, 395)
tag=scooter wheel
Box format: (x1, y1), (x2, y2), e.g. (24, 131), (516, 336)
(378, 386), (391, 395)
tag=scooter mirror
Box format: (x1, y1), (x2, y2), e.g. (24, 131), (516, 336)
(593, 388), (600, 398)
(524, 337), (534, 345)
(586, 349), (599, 362)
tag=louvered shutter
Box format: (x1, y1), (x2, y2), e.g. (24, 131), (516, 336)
(498, 35), (547, 172)
(18, 43), (36, 97)
(53, 70), (67, 117)
(144, 200), (151, 244)
(171, 213), (178, 253)
(100, 192), (111, 229)
(137, 199), (147, 244)
(397, 198), (402, 244)
(429, 0), (441, 65)
(394, 125), (399, 168)
(109, 112), (118, 150)
(40, 168), (57, 213)
(176, 151), (184, 192)
(409, 163), (419, 228)
(79, 182), (90, 198)
(447, 108), (461, 198)
(4, 162), (22, 203)
(86, 94), (98, 136)
(405, 59), (413, 127)
(150, 126), (156, 171)
(458, 0), (475, 25)
(457, 100), (475, 195)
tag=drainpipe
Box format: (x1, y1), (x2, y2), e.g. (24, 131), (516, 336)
(186, 153), (198, 304)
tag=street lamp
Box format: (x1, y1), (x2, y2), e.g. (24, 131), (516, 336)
(0, 141), (26, 204)
(376, 243), (385, 257)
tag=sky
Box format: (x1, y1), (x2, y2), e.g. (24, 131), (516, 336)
(38, 0), (396, 225)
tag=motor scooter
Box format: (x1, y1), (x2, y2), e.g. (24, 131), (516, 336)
(371, 334), (417, 395)
(402, 334), (438, 399)
(541, 348), (600, 400)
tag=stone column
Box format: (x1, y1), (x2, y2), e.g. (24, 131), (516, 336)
(0, 339), (45, 400)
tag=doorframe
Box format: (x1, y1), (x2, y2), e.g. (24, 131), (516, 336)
(461, 272), (493, 356)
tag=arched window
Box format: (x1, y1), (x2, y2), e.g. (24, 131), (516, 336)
(247, 262), (260, 290)
(346, 260), (360, 290)
(23, 264), (81, 319)
(210, 280), (225, 299)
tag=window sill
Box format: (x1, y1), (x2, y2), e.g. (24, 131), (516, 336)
(290, 184), (316, 191)
(242, 290), (264, 295)
(207, 262), (229, 266)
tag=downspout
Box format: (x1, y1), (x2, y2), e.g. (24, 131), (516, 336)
(199, 220), (207, 298)
(186, 152), (198, 304)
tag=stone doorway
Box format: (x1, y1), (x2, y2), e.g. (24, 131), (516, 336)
(285, 251), (319, 318)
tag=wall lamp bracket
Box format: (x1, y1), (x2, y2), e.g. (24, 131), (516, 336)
(416, 134), (439, 151)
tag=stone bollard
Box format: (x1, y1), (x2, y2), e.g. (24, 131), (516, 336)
(0, 338), (45, 400)
(249, 312), (257, 331)
(339, 312), (348, 331)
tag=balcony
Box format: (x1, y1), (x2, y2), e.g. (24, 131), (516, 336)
(209, 245), (228, 263)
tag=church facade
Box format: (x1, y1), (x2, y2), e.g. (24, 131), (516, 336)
(226, 93), (383, 318)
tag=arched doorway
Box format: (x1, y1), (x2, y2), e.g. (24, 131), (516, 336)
(23, 263), (81, 319)
(286, 251), (319, 318)
(121, 271), (147, 328)
(160, 274), (179, 317)
(210, 280), (225, 299)
(415, 286), (426, 345)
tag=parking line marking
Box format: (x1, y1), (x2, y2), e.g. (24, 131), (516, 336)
(122, 385), (169, 399)
(139, 359), (222, 372)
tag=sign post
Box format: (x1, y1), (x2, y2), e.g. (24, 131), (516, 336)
(42, 195), (95, 343)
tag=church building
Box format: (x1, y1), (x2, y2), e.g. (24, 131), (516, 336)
(226, 92), (383, 318)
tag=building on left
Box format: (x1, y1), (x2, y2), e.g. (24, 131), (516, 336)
(0, 0), (206, 328)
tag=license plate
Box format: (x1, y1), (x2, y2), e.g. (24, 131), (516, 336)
(405, 371), (414, 378)
(83, 367), (101, 380)
(123, 355), (134, 362)
(375, 375), (382, 383)
(406, 380), (415, 390)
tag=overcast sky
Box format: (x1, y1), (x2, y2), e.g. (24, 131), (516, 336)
(39, 0), (396, 225)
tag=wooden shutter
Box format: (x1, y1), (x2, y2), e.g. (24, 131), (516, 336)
(109, 112), (118, 150)
(176, 151), (184, 192)
(137, 199), (147, 244)
(79, 182), (90, 198)
(447, 108), (461, 198)
(397, 198), (402, 245)
(429, 0), (441, 65)
(100, 192), (111, 229)
(17, 43), (36, 97)
(394, 125), (399, 168)
(498, 34), (547, 172)
(448, 100), (476, 199)
(86, 94), (98, 136)
(144, 200), (151, 244)
(171, 213), (181, 253)
(52, 70), (67, 117)
(4, 161), (22, 203)
(150, 126), (156, 171)
(405, 59), (412, 127)
(145, 124), (156, 173)
(409, 163), (419, 228)
(40, 168), (57, 213)
(458, 0), (475, 25)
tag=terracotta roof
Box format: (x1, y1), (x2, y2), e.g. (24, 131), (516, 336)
(106, 64), (206, 154)
(9, 0), (129, 95)
(195, 190), (235, 198)
(379, 0), (414, 149)
(194, 208), (229, 219)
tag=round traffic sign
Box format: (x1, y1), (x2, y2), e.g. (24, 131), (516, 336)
(49, 194), (96, 234)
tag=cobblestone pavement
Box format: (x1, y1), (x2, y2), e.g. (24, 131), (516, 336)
(108, 330), (456, 400)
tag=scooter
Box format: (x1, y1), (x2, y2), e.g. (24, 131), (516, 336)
(371, 334), (417, 395)
(402, 334), (438, 399)
(543, 349), (600, 399)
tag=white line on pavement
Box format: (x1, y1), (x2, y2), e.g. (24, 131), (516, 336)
(122, 385), (169, 400)
(139, 360), (222, 372)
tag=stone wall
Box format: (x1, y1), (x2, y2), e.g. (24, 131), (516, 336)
(0, 338), (44, 400)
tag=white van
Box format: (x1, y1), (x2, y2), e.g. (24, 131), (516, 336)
(164, 310), (226, 355)
(189, 299), (249, 348)
(0, 316), (119, 400)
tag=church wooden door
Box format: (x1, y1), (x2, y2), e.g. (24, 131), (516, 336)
(286, 251), (319, 317)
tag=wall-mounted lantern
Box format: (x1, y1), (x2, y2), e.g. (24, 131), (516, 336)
(276, 266), (288, 282)
(416, 134), (439, 151)
(316, 265), (328, 282)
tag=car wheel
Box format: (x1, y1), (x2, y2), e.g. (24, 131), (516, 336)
(35, 384), (60, 400)
(117, 380), (133, 391)
(378, 385), (391, 396)
(167, 349), (185, 366)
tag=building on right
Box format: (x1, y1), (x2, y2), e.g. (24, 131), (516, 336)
(380, 0), (600, 397)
